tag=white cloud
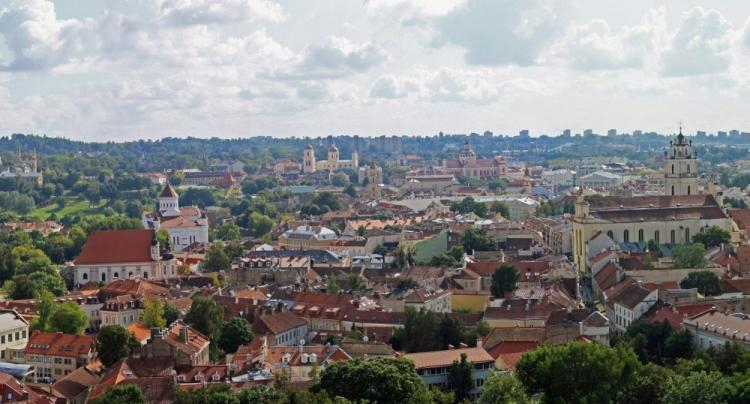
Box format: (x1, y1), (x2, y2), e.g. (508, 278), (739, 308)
(661, 7), (733, 77)
(364, 0), (466, 20)
(269, 38), (389, 80)
(433, 0), (566, 66)
(563, 9), (666, 71)
(156, 0), (285, 25)
(0, 0), (96, 71)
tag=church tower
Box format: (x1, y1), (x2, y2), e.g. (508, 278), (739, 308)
(458, 138), (477, 166)
(303, 144), (316, 173)
(327, 144), (339, 171)
(664, 128), (698, 196)
(158, 184), (181, 217)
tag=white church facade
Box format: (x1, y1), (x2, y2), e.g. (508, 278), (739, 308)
(303, 144), (358, 173)
(143, 184), (210, 251)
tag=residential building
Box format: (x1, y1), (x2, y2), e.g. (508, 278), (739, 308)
(576, 171), (623, 189)
(541, 169), (575, 187)
(0, 310), (28, 361)
(51, 365), (101, 404)
(21, 332), (96, 383)
(100, 295), (143, 328)
(229, 255), (311, 287)
(0, 372), (53, 403)
(252, 311), (308, 346)
(405, 347), (495, 401)
(684, 310), (750, 351)
(139, 322), (210, 367)
(278, 225), (338, 250)
(381, 288), (452, 313)
(610, 282), (658, 333)
(143, 184), (209, 252)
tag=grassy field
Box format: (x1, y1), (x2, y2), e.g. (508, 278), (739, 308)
(28, 198), (108, 220)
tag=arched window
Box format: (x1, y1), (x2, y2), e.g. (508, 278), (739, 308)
(623, 230), (630, 243)
(82, 273), (88, 281)
(671, 186), (675, 196)
(687, 185), (691, 195)
(670, 230), (676, 244)
(638, 229), (644, 242)
(101, 273), (106, 282)
(671, 164), (675, 174)
(685, 228), (691, 243)
(687, 164), (691, 174)
(654, 230), (660, 243)
(113, 272), (119, 279)
(607, 230), (614, 240)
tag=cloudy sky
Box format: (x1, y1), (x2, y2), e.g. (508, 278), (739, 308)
(1, 0), (750, 141)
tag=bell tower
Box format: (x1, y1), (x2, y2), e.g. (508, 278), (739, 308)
(303, 144), (316, 173)
(664, 126), (698, 196)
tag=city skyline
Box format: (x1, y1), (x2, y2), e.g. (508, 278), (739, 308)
(1, 0), (750, 141)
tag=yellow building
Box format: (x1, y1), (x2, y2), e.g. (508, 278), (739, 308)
(450, 290), (491, 313)
(572, 134), (736, 273)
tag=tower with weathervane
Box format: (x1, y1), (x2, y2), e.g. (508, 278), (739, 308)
(664, 128), (699, 196)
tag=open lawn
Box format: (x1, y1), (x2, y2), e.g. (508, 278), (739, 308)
(28, 198), (108, 220)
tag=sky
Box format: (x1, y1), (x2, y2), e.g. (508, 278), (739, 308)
(1, 0), (750, 141)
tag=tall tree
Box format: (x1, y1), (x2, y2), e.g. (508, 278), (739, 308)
(32, 290), (56, 332)
(479, 373), (530, 404)
(448, 353), (474, 402)
(96, 325), (140, 367)
(516, 342), (641, 403)
(49, 301), (89, 334)
(461, 228), (497, 252)
(490, 263), (519, 298)
(141, 299), (166, 329)
(680, 270), (722, 296)
(184, 297), (224, 339)
(201, 242), (230, 272)
(91, 384), (147, 404)
(218, 317), (254, 354)
(315, 357), (425, 404)
(672, 243), (707, 268)
(692, 225), (731, 248)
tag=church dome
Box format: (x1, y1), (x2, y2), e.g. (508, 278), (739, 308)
(328, 144), (339, 153)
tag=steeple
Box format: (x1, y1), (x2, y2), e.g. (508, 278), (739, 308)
(664, 127), (698, 196)
(158, 183), (180, 217)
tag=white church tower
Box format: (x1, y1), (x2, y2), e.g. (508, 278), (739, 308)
(158, 183), (181, 217)
(664, 128), (699, 196)
(303, 144), (317, 173)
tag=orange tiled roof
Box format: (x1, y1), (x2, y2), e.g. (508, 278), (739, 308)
(405, 347), (493, 369)
(24, 331), (95, 358)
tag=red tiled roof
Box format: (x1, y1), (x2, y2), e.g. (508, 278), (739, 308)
(160, 184), (178, 198)
(486, 341), (538, 370)
(253, 312), (307, 335)
(24, 331), (95, 358)
(75, 229), (155, 265)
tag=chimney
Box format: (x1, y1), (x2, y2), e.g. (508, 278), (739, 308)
(180, 325), (189, 344)
(447, 344), (455, 350)
(459, 342), (467, 348)
(150, 327), (162, 340)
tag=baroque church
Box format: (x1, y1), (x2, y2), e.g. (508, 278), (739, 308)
(143, 184), (210, 251)
(442, 139), (507, 180)
(302, 143), (358, 173)
(572, 131), (737, 272)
